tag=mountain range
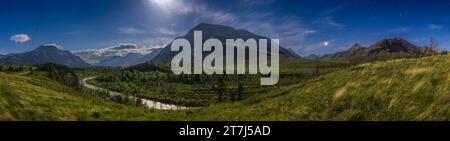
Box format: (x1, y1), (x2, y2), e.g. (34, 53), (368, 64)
(321, 38), (437, 64)
(0, 24), (441, 68)
(0, 44), (91, 68)
(73, 43), (165, 67)
(304, 54), (320, 60)
(96, 48), (163, 67)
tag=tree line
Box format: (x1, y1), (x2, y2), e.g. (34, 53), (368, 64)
(35, 63), (81, 90)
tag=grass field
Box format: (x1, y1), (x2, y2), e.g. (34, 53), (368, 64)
(0, 71), (173, 120)
(183, 54), (450, 120)
(0, 54), (448, 120)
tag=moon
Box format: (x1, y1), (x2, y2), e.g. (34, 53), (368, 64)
(324, 42), (329, 46)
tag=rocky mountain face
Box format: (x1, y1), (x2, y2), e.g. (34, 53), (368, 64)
(152, 23), (301, 61)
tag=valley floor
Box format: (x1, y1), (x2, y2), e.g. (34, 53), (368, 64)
(80, 76), (192, 110)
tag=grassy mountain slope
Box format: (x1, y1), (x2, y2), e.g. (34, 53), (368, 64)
(0, 72), (175, 120)
(185, 54), (449, 120)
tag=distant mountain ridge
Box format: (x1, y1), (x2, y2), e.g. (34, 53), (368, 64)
(96, 53), (144, 67)
(0, 44), (91, 68)
(73, 43), (165, 65)
(321, 38), (437, 64)
(152, 23), (301, 61)
(96, 48), (163, 67)
(304, 54), (320, 60)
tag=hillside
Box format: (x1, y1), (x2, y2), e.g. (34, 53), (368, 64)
(0, 44), (91, 68)
(0, 71), (169, 120)
(187, 54), (449, 120)
(321, 38), (437, 64)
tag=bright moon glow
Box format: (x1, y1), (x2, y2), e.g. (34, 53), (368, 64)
(149, 0), (175, 10)
(148, 0), (190, 15)
(324, 42), (329, 46)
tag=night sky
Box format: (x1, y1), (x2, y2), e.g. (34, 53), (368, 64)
(1, 0), (449, 55)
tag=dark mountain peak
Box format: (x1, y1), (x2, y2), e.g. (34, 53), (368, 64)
(192, 23), (246, 32)
(372, 38), (413, 48)
(36, 43), (63, 51)
(321, 38), (433, 64)
(382, 37), (409, 42)
(307, 54), (319, 57)
(369, 38), (423, 54)
(193, 23), (230, 30)
(186, 23), (257, 40)
(0, 44), (90, 68)
(111, 44), (138, 50)
(349, 43), (365, 50)
(305, 54), (319, 60)
(152, 23), (301, 61)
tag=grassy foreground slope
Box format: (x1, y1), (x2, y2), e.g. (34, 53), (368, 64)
(0, 72), (178, 120)
(0, 54), (448, 121)
(186, 54), (449, 120)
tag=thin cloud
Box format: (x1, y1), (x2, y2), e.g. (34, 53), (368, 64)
(321, 5), (345, 16)
(391, 27), (410, 33)
(65, 30), (87, 36)
(118, 27), (146, 35)
(315, 16), (345, 29)
(241, 0), (275, 6)
(10, 34), (31, 43)
(428, 24), (443, 30)
(211, 11), (236, 23)
(304, 30), (317, 35)
(235, 14), (309, 49)
(157, 27), (178, 36)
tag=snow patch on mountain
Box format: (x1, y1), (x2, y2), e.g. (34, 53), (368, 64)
(74, 43), (158, 57)
(73, 42), (167, 64)
(42, 43), (63, 49)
